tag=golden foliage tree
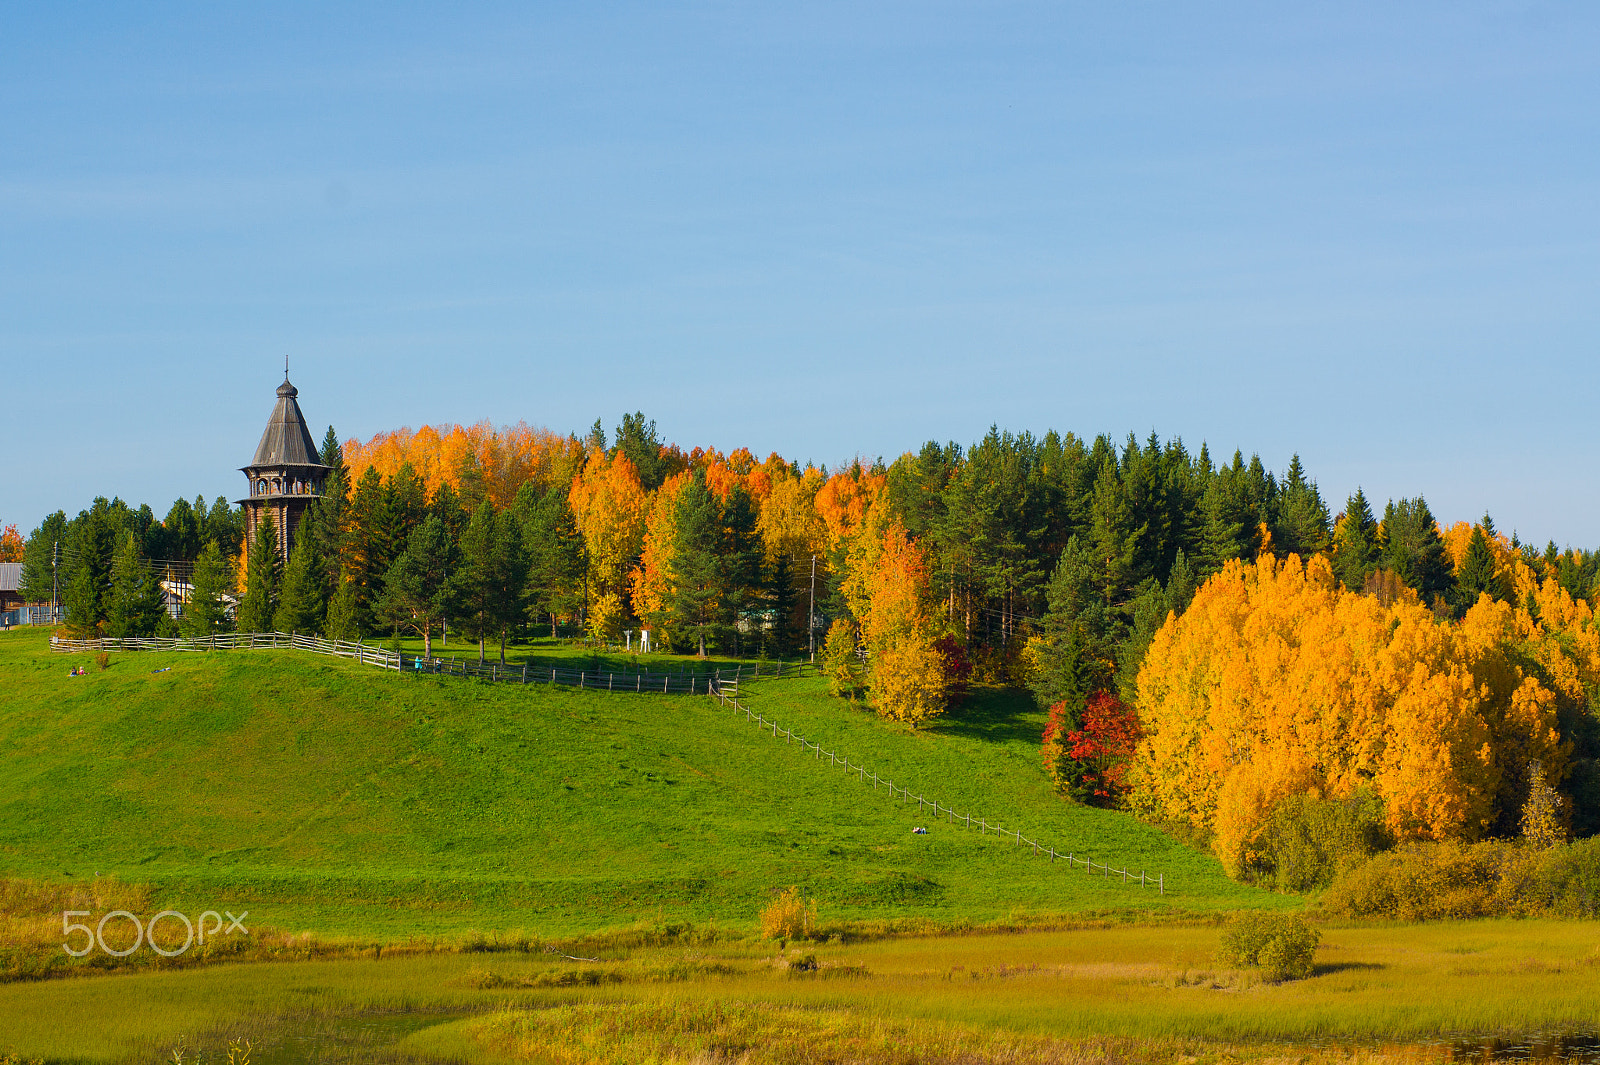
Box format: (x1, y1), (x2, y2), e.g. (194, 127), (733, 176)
(1133, 553), (1578, 877)
(859, 522), (947, 726)
(630, 472), (693, 645)
(0, 523), (21, 563)
(344, 421), (583, 508)
(568, 448), (649, 611)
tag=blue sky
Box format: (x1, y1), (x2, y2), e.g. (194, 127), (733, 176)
(4, 3), (1597, 545)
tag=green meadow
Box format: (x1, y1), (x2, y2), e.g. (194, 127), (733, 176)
(7, 627), (1600, 1062)
(0, 627), (1266, 945)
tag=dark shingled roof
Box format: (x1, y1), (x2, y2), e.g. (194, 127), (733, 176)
(247, 378), (326, 469)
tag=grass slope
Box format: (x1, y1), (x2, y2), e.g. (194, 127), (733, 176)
(0, 628), (1272, 939)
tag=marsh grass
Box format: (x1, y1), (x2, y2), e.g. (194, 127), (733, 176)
(4, 921), (1599, 1061)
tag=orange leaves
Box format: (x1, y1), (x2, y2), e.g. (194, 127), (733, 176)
(569, 449), (648, 596)
(853, 521), (948, 725)
(630, 471), (693, 637)
(343, 422), (582, 507)
(858, 522), (930, 652)
(757, 466), (827, 565)
(0, 523), (21, 563)
(814, 467), (886, 548)
(1134, 552), (1580, 873)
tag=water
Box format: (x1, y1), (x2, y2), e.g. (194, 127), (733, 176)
(1434, 1034), (1600, 1063)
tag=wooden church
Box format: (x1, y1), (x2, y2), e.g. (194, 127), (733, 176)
(239, 375), (329, 570)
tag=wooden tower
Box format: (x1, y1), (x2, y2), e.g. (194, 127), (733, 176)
(239, 376), (328, 570)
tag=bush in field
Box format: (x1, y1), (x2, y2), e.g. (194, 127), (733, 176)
(822, 620), (862, 700)
(1531, 836), (1600, 917)
(1320, 840), (1539, 920)
(1520, 761), (1567, 850)
(759, 886), (815, 942)
(1217, 912), (1320, 981)
(1323, 836), (1600, 920)
(1253, 790), (1392, 892)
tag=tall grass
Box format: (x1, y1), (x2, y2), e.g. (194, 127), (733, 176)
(3, 921), (1598, 1061)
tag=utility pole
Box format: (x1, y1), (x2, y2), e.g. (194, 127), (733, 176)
(52, 541), (59, 623)
(808, 554), (817, 661)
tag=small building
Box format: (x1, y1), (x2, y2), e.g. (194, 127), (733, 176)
(0, 563), (23, 615)
(237, 376), (329, 571)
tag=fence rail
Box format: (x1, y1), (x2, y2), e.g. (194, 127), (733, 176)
(707, 679), (1165, 894)
(51, 632), (406, 671)
(49, 633), (813, 693)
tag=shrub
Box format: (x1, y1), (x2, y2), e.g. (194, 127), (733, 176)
(1320, 840), (1540, 920)
(94, 652), (109, 671)
(1217, 912), (1320, 981)
(933, 634), (971, 707)
(1533, 836), (1600, 918)
(822, 620), (862, 700)
(1041, 691), (1140, 807)
(1253, 790), (1392, 892)
(870, 638), (947, 727)
(759, 887), (815, 942)
(1521, 761), (1567, 850)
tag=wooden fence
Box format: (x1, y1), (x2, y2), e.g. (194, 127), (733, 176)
(49, 633), (811, 694)
(52, 632), (406, 671)
(708, 679), (1165, 894)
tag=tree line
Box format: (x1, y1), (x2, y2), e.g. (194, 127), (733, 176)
(18, 416), (1598, 704)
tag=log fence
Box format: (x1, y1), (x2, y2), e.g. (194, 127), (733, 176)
(49, 633), (810, 694)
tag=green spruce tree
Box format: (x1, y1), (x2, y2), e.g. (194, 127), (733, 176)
(451, 502), (499, 664)
(765, 552), (801, 656)
(516, 483), (585, 638)
(1453, 522), (1507, 612)
(64, 556), (101, 637)
(235, 519), (281, 633)
(323, 578), (362, 640)
(107, 531), (164, 637)
(375, 515), (458, 656)
(1381, 496), (1453, 604)
(181, 542), (231, 637)
(1331, 489), (1380, 592)
(1272, 455), (1331, 558)
(274, 536), (327, 634)
(667, 473), (726, 657)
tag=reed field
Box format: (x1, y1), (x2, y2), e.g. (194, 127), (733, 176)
(1, 920), (1599, 1061)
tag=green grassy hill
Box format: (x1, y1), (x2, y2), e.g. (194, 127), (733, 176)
(0, 628), (1277, 940)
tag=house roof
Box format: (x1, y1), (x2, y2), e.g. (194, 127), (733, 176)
(0, 563), (21, 594)
(246, 377), (327, 470)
